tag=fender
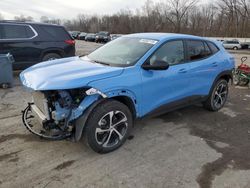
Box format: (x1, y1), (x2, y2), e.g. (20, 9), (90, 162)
(74, 98), (106, 141)
(105, 89), (139, 115)
(72, 88), (138, 141)
(69, 88), (107, 121)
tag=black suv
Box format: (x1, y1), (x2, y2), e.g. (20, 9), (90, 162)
(95, 31), (111, 43)
(0, 21), (75, 70)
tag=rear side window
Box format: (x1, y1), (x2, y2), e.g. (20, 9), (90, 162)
(0, 24), (36, 39)
(207, 41), (219, 54)
(39, 25), (71, 40)
(186, 40), (212, 61)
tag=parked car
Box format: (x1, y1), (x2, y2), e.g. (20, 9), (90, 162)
(95, 31), (111, 43)
(20, 33), (234, 153)
(85, 33), (96, 42)
(222, 40), (242, 50)
(78, 32), (87, 40)
(69, 31), (80, 39)
(241, 43), (249, 49)
(0, 21), (75, 70)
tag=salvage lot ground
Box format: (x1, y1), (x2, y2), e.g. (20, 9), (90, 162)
(0, 41), (250, 188)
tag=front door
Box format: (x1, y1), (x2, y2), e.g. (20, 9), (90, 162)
(140, 40), (192, 116)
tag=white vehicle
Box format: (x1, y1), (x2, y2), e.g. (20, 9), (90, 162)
(222, 40), (242, 50)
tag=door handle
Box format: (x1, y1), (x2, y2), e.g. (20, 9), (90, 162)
(212, 62), (218, 67)
(178, 68), (187, 73)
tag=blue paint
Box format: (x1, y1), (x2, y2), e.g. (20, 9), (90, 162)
(20, 33), (235, 120)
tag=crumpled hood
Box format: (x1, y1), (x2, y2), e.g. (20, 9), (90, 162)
(20, 56), (124, 90)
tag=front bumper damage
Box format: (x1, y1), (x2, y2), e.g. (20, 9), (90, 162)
(22, 88), (107, 140)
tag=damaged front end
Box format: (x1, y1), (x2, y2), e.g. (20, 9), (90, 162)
(22, 88), (106, 140)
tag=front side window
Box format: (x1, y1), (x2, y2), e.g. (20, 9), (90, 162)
(149, 40), (184, 66)
(186, 40), (212, 61)
(0, 24), (36, 39)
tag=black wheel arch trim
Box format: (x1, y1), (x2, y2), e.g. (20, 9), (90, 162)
(40, 48), (65, 60)
(74, 99), (106, 142)
(208, 70), (233, 96)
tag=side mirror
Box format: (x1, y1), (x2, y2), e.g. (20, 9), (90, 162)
(142, 60), (170, 70)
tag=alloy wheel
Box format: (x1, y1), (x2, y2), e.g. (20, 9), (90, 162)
(213, 82), (228, 109)
(95, 111), (128, 148)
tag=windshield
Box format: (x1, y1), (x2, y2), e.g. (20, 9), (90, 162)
(86, 37), (157, 67)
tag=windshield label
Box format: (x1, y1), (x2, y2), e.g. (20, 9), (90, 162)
(139, 39), (158, 45)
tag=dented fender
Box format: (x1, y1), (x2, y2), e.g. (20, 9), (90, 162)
(69, 88), (107, 121)
(72, 87), (138, 141)
(74, 98), (106, 141)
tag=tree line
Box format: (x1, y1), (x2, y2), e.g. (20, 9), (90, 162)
(1, 0), (250, 37)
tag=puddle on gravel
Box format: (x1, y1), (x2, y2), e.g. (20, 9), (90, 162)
(0, 103), (15, 112)
(0, 89), (13, 99)
(0, 150), (21, 162)
(128, 135), (134, 140)
(0, 133), (38, 144)
(159, 103), (250, 188)
(54, 160), (75, 171)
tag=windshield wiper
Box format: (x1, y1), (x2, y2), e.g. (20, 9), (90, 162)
(92, 60), (110, 66)
(85, 56), (111, 66)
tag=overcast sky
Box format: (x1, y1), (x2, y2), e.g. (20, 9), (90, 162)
(0, 0), (153, 21)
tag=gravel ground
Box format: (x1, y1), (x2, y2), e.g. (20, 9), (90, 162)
(0, 40), (250, 188)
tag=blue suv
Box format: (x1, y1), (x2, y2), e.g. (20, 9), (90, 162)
(20, 33), (235, 153)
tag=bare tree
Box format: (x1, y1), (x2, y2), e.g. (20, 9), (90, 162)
(165, 0), (198, 32)
(40, 16), (49, 23)
(14, 15), (33, 22)
(0, 13), (4, 20)
(61, 0), (250, 37)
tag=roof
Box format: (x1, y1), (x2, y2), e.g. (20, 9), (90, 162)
(125, 32), (204, 41)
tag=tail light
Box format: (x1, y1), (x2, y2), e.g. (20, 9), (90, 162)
(65, 40), (75, 45)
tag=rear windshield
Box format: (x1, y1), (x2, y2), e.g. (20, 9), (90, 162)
(39, 25), (71, 40)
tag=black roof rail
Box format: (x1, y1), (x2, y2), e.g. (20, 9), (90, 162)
(0, 20), (29, 23)
(0, 20), (26, 23)
(0, 20), (62, 26)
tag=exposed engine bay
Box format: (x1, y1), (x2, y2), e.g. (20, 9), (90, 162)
(22, 88), (106, 140)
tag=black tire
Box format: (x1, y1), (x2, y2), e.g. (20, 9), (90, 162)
(84, 100), (133, 154)
(203, 79), (229, 111)
(233, 70), (240, 85)
(239, 78), (250, 86)
(1, 83), (10, 89)
(42, 53), (61, 61)
(233, 46), (238, 50)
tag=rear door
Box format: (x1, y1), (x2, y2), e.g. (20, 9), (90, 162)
(186, 40), (222, 96)
(0, 23), (38, 70)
